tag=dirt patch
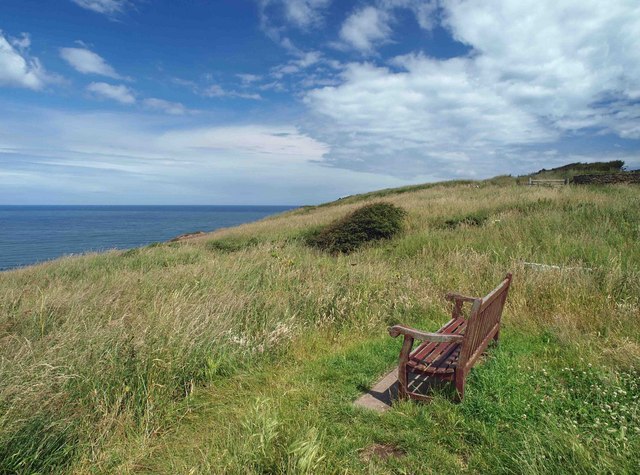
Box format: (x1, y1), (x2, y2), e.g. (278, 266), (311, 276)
(359, 443), (406, 463)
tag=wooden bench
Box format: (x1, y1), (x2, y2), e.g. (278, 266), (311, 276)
(389, 273), (512, 401)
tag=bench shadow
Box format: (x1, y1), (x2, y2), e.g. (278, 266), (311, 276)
(361, 372), (450, 408)
(365, 380), (399, 406)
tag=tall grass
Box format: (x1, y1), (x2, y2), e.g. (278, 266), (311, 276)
(0, 182), (639, 473)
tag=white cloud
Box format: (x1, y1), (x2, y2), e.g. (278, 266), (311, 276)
(60, 47), (122, 79)
(142, 98), (189, 115)
(10, 32), (32, 50)
(281, 0), (331, 28)
(333, 1), (440, 52)
(444, 0), (640, 128)
(237, 73), (262, 84)
(270, 51), (323, 78)
(158, 125), (329, 162)
(0, 32), (49, 89)
(339, 6), (393, 53)
(87, 82), (136, 104)
(305, 58), (553, 177)
(306, 0), (640, 177)
(409, 1), (439, 30)
(71, 0), (129, 15)
(308, 57), (551, 146)
(203, 84), (261, 100)
(203, 85), (225, 97)
(259, 0), (331, 30)
(0, 107), (417, 204)
(297, 51), (323, 68)
(379, 0), (439, 30)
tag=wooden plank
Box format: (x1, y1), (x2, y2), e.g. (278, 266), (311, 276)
(458, 298), (482, 367)
(415, 345), (461, 374)
(389, 322), (464, 343)
(413, 330), (463, 366)
(480, 275), (510, 312)
(464, 323), (499, 371)
(409, 318), (466, 374)
(445, 292), (478, 303)
(410, 318), (465, 361)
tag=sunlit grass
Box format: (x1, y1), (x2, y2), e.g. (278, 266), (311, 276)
(1, 181), (639, 473)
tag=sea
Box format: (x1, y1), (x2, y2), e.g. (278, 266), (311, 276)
(0, 205), (296, 271)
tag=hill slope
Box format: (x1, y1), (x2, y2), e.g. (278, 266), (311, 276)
(521, 160), (626, 181)
(1, 180), (639, 473)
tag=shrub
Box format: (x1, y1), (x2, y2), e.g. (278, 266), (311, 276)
(307, 202), (406, 254)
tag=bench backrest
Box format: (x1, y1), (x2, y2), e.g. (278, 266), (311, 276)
(459, 273), (512, 371)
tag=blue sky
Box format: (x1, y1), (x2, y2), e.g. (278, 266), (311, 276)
(1, 0), (639, 204)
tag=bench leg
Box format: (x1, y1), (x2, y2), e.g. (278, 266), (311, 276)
(454, 369), (466, 402)
(397, 365), (408, 400)
(493, 325), (500, 343)
(396, 335), (414, 401)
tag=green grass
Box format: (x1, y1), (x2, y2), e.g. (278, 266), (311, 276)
(205, 236), (261, 252)
(1, 180), (639, 473)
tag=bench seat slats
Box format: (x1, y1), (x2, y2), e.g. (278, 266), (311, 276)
(408, 317), (466, 374)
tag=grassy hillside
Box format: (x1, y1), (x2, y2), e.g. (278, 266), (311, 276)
(518, 160), (626, 182)
(1, 181), (639, 473)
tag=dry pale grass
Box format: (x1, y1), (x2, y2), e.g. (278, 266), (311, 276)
(1, 181), (639, 473)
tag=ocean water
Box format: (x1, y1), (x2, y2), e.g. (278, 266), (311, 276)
(0, 205), (296, 271)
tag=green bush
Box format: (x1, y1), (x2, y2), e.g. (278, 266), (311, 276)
(307, 202), (406, 254)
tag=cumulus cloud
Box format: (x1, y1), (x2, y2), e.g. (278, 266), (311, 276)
(308, 57), (551, 145)
(71, 0), (130, 15)
(87, 82), (136, 104)
(60, 47), (122, 78)
(305, 58), (553, 177)
(339, 6), (392, 53)
(0, 32), (50, 89)
(443, 0), (640, 134)
(305, 0), (640, 177)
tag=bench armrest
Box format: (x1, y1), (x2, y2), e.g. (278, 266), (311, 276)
(445, 292), (478, 303)
(388, 325), (464, 343)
